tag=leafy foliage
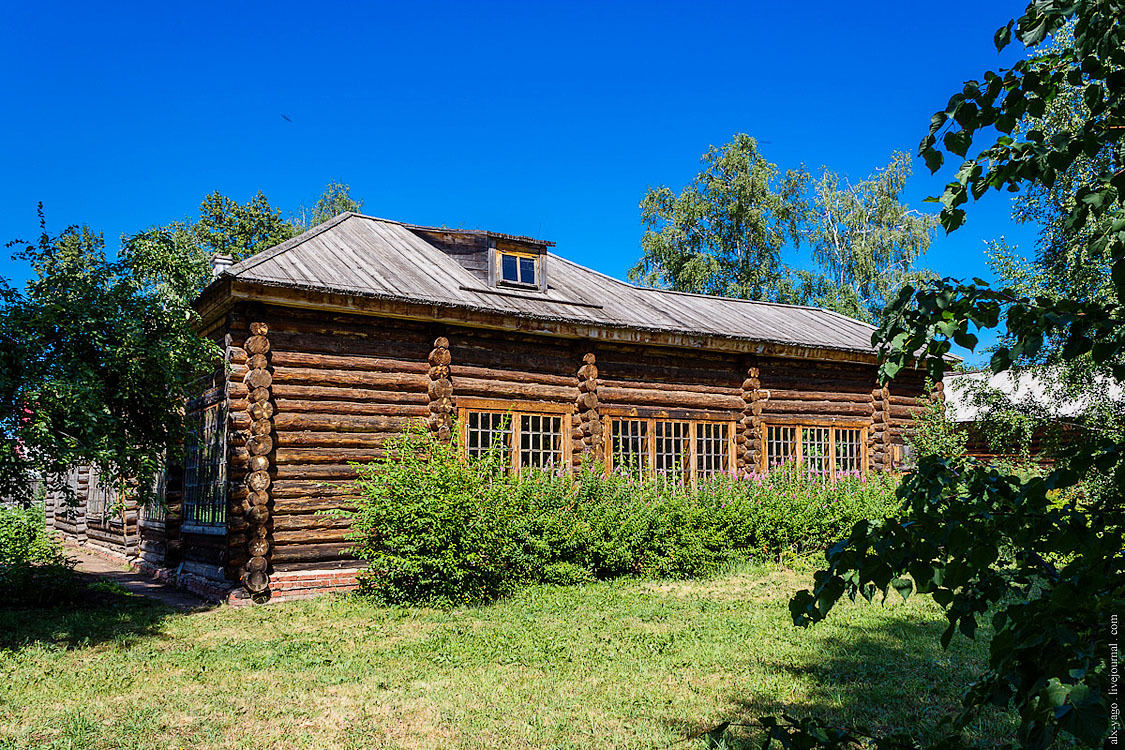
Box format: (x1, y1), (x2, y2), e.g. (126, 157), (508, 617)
(0, 502), (76, 606)
(336, 425), (900, 605)
(630, 136), (937, 323)
(0, 184), (365, 504)
(0, 210), (222, 504)
(774, 2), (1125, 747)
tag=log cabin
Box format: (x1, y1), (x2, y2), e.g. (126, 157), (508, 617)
(45, 211), (932, 603)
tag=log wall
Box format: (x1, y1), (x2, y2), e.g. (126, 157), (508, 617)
(206, 302), (933, 592)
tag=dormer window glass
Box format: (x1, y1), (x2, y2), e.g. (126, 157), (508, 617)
(499, 251), (537, 287)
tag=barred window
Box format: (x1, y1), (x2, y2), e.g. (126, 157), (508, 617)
(466, 411), (513, 464)
(762, 424), (868, 479)
(695, 422), (730, 477)
(654, 421), (688, 475)
(139, 470), (167, 525)
(765, 425), (797, 468)
(834, 428), (863, 477)
(520, 414), (564, 469)
(611, 418), (649, 474)
(86, 469), (113, 523)
(461, 406), (568, 472)
(182, 403), (227, 529)
(802, 427), (831, 477)
(608, 417), (732, 481)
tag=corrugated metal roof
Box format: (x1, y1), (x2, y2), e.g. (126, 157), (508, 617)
(222, 212), (879, 354)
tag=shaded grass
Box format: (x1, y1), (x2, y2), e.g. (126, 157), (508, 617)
(0, 562), (1010, 749)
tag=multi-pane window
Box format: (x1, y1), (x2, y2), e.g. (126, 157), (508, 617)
(695, 422), (730, 477)
(499, 251), (537, 286)
(520, 414), (564, 469)
(608, 418), (732, 481)
(834, 428), (863, 476)
(466, 411), (513, 463)
(765, 425), (798, 468)
(182, 402), (227, 528)
(139, 470), (167, 525)
(762, 424), (868, 479)
(462, 408), (567, 472)
(611, 419), (649, 474)
(86, 469), (113, 523)
(802, 427), (831, 477)
(654, 421), (689, 475)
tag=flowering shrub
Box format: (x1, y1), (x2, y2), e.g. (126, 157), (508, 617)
(338, 426), (902, 604)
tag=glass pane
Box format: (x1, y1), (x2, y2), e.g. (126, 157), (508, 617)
(766, 425), (797, 468)
(501, 253), (519, 282)
(802, 427), (831, 479)
(695, 422), (729, 477)
(611, 419), (648, 474)
(654, 421), (689, 477)
(519, 256), (536, 285)
(519, 414), (562, 469)
(834, 428), (862, 478)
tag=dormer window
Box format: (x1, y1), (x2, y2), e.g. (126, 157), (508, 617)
(499, 251), (538, 287)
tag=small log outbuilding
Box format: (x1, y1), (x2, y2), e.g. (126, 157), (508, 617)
(47, 212), (932, 602)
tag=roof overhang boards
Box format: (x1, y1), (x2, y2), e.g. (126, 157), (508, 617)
(202, 278), (880, 366)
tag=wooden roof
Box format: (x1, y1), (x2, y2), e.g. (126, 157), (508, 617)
(218, 212), (879, 357)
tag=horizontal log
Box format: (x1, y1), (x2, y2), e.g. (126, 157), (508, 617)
(450, 364), (575, 388)
(766, 390), (874, 404)
(271, 398), (429, 417)
(889, 395), (927, 407)
(453, 377), (575, 402)
(270, 513), (351, 532)
(271, 367), (428, 391)
(268, 350), (429, 374)
(273, 431), (406, 448)
(273, 413), (409, 433)
(271, 384), (429, 404)
(273, 447), (387, 465)
(598, 386), (743, 411)
(599, 378), (740, 398)
(272, 497), (359, 514)
(271, 527), (351, 544)
(270, 480), (355, 499)
(270, 542), (353, 564)
(270, 464), (361, 480)
(760, 400), (874, 417)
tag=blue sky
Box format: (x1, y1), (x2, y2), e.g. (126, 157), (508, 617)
(0, 1), (1035, 364)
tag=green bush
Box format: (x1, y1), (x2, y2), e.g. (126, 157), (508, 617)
(337, 426), (902, 605)
(0, 503), (76, 606)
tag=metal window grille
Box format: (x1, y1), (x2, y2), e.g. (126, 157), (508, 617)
(834, 428), (863, 477)
(466, 411), (513, 464)
(801, 427), (831, 478)
(86, 469), (113, 523)
(182, 403), (227, 527)
(519, 414), (563, 470)
(140, 470), (167, 523)
(611, 419), (648, 474)
(766, 425), (798, 467)
(695, 422), (729, 477)
(654, 421), (689, 476)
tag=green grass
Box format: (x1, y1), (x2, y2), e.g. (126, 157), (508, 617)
(0, 562), (1011, 749)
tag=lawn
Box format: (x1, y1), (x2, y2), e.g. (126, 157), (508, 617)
(0, 562), (1010, 749)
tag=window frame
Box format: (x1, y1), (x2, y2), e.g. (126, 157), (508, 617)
(759, 421), (869, 479)
(603, 415), (736, 482)
(181, 401), (228, 535)
(457, 398), (573, 473)
(496, 249), (540, 288)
